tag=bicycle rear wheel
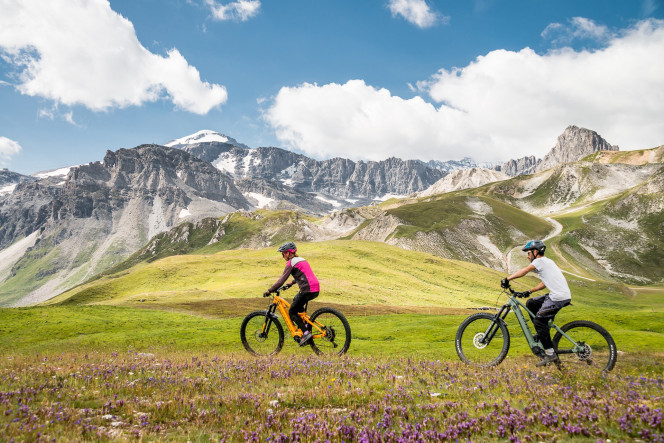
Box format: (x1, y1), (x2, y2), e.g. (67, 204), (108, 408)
(308, 308), (351, 356)
(553, 320), (617, 373)
(240, 311), (284, 356)
(456, 313), (510, 367)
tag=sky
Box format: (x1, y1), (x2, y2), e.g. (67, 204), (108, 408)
(1, 0), (663, 175)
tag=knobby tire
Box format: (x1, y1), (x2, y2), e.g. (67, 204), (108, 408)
(552, 320), (617, 373)
(456, 312), (510, 367)
(240, 311), (285, 356)
(308, 307), (351, 356)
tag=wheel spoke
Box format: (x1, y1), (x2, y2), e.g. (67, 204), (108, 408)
(553, 321), (617, 373)
(456, 313), (510, 367)
(309, 308), (351, 356)
(240, 312), (284, 356)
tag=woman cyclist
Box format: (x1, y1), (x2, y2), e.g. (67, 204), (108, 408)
(264, 242), (320, 346)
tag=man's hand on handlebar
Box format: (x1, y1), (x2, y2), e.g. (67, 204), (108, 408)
(263, 290), (271, 297)
(500, 278), (510, 289)
(515, 290), (531, 298)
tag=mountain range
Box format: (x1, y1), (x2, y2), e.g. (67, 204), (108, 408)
(1, 125), (659, 306)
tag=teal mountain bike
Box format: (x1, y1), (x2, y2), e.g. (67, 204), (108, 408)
(455, 284), (617, 373)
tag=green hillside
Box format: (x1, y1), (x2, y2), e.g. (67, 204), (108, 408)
(552, 167), (664, 284)
(6, 239), (660, 358)
(48, 240), (662, 325)
(388, 194), (551, 250)
(49, 241), (516, 308)
(97, 210), (317, 278)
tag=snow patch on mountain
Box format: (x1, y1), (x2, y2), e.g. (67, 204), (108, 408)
(281, 164), (296, 175)
(0, 184), (17, 195)
(212, 153), (237, 175)
(316, 195), (343, 208)
(32, 166), (78, 180)
(165, 130), (229, 147)
(246, 192), (276, 209)
(421, 157), (500, 173)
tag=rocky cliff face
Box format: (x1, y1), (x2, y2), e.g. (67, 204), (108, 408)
(536, 125), (618, 172)
(497, 125), (618, 176)
(176, 135), (446, 202)
(419, 168), (510, 197)
(0, 145), (250, 306)
(0, 170), (35, 195)
(422, 157), (501, 173)
(496, 155), (541, 177)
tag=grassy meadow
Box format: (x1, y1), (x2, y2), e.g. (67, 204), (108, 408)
(1, 240), (663, 441)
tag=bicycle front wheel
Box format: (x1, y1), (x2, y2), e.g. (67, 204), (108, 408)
(240, 311), (284, 356)
(456, 313), (510, 367)
(309, 308), (351, 356)
(553, 320), (617, 373)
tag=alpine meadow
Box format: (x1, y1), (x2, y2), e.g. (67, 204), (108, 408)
(2, 1), (664, 440)
(0, 126), (663, 441)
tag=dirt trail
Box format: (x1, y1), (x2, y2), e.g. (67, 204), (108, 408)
(543, 218), (563, 240)
(504, 217), (563, 272)
(550, 242), (595, 281)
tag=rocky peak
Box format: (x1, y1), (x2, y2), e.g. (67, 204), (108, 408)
(497, 126), (618, 176)
(536, 125), (618, 172)
(419, 168), (510, 197)
(496, 155), (541, 177)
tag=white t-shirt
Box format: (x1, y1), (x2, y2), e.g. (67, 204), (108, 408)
(531, 257), (571, 301)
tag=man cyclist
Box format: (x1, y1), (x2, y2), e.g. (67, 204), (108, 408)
(264, 242), (320, 346)
(501, 240), (571, 367)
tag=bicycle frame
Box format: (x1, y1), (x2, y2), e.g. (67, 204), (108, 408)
(265, 292), (329, 341)
(486, 292), (581, 355)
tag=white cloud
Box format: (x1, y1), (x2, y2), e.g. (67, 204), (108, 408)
(542, 17), (612, 46)
(38, 105), (77, 125)
(206, 0), (261, 22)
(387, 0), (446, 28)
(0, 0), (227, 114)
(265, 19), (664, 162)
(265, 80), (458, 161)
(0, 137), (22, 160)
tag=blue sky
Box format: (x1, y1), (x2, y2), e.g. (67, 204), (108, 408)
(1, 0), (663, 174)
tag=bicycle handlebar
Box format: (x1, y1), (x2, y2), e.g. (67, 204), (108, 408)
(263, 282), (295, 297)
(503, 284), (531, 299)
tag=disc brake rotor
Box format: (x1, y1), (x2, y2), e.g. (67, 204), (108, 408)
(473, 332), (488, 349)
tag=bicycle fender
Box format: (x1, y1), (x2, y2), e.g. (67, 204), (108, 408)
(264, 311), (280, 322)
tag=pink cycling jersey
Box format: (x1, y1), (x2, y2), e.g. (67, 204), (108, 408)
(268, 256), (320, 293)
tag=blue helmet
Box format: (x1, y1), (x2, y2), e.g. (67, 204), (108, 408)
(522, 240), (546, 255)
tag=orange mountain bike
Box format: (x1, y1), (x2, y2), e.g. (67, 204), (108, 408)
(240, 283), (351, 356)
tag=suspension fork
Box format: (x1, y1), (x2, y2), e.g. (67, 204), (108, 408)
(482, 305), (511, 343)
(261, 304), (278, 336)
